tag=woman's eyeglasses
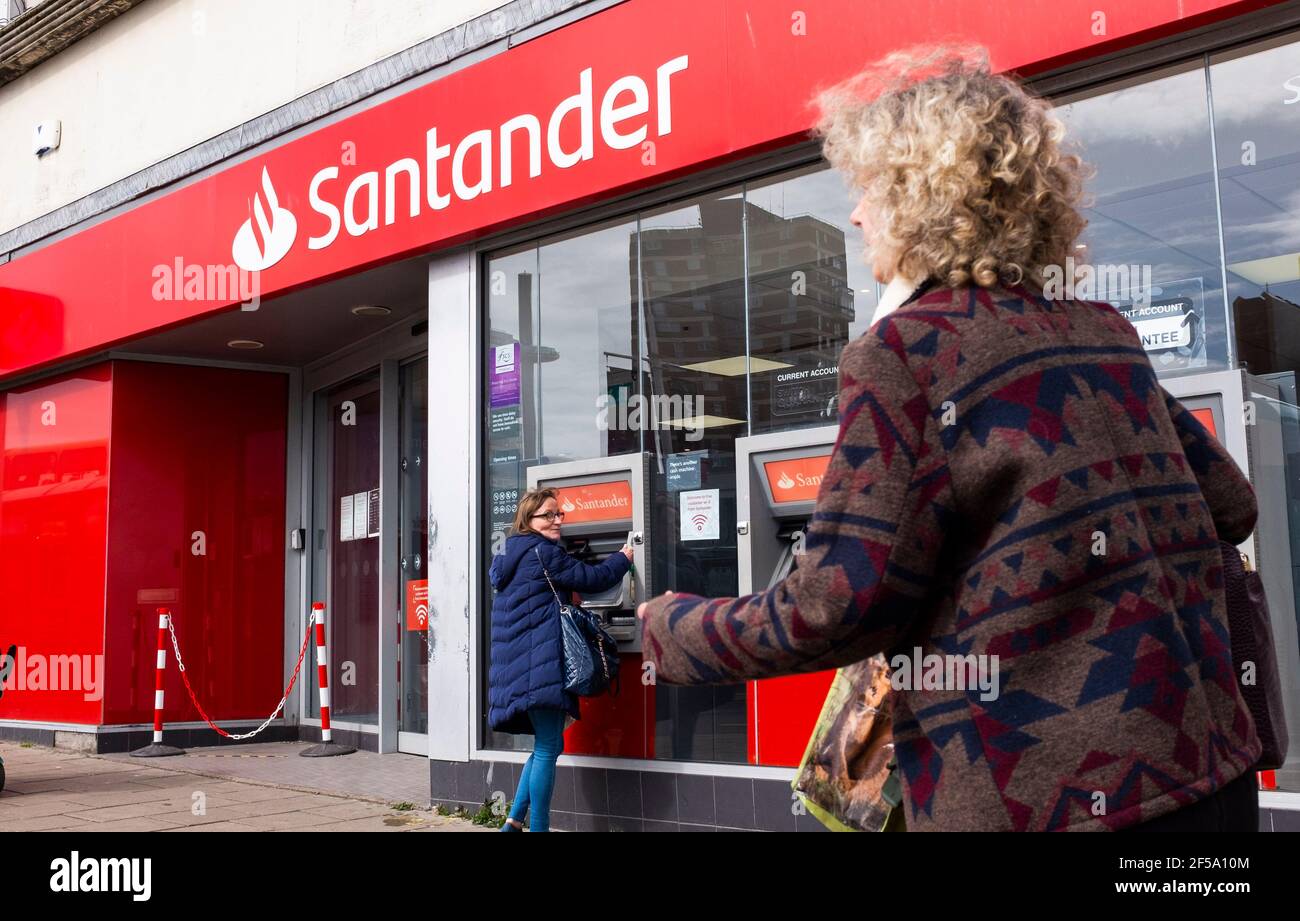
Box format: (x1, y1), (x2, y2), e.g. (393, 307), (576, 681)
(532, 510), (565, 522)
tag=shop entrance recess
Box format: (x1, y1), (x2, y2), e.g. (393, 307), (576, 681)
(307, 355), (429, 755)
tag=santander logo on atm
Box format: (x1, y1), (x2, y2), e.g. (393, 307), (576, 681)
(230, 55), (690, 275)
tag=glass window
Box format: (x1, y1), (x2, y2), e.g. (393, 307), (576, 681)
(482, 216), (641, 753)
(482, 171), (869, 763)
(479, 42), (1300, 790)
(745, 164), (878, 435)
(1211, 33), (1300, 794)
(640, 189), (749, 762)
(1055, 65), (1229, 375)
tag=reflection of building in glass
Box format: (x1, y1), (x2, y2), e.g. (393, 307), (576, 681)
(1234, 290), (1300, 373)
(631, 198), (853, 439)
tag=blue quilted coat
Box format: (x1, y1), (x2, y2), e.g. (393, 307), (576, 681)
(488, 531), (632, 734)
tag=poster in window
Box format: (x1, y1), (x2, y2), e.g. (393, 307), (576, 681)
(1117, 277), (1206, 372)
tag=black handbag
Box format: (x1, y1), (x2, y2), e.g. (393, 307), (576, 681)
(1219, 541), (1289, 771)
(535, 548), (620, 697)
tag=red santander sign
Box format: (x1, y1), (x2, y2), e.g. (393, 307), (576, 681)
(0, 0), (1265, 379)
(231, 56), (690, 274)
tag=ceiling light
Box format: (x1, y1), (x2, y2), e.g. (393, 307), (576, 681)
(1228, 253), (1300, 287)
(678, 356), (793, 377)
(656, 413), (746, 430)
(226, 339), (264, 350)
(351, 304), (392, 317)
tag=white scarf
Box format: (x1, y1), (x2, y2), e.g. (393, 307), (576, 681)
(871, 274), (923, 326)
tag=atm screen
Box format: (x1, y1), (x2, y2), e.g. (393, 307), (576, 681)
(553, 479), (633, 526)
(761, 453), (830, 510)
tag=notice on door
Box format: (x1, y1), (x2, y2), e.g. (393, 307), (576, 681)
(352, 492), (368, 541)
(406, 579), (429, 631)
(680, 488), (720, 541)
(340, 495), (354, 542)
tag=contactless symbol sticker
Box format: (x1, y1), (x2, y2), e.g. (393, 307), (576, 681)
(232, 167), (298, 272)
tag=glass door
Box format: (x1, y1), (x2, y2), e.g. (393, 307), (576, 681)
(398, 358), (429, 751)
(309, 371), (382, 727)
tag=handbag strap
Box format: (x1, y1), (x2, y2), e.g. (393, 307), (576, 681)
(534, 547), (565, 607)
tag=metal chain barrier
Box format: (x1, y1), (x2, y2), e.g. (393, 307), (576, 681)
(165, 612), (315, 741)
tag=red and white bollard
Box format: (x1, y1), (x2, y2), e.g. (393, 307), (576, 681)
(301, 602), (354, 757)
(130, 607), (185, 757)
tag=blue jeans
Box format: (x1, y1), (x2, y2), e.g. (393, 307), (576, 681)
(506, 708), (566, 832)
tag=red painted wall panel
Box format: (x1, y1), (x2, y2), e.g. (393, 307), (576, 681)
(102, 362), (287, 725)
(0, 0), (1276, 380)
(567, 655), (655, 759)
(0, 366), (111, 724)
(748, 671), (837, 766)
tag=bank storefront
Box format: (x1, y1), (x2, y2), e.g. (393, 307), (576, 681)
(455, 2), (1300, 829)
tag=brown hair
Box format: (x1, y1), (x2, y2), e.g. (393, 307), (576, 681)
(511, 487), (559, 536)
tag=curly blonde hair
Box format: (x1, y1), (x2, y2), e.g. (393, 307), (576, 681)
(812, 45), (1090, 289)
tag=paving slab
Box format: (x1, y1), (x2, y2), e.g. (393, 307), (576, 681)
(0, 740), (483, 833)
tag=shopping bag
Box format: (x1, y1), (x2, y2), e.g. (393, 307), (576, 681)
(792, 653), (903, 832)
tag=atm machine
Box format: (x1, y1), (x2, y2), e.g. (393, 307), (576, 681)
(735, 425), (839, 766)
(1165, 369), (1300, 793)
(526, 453), (650, 651)
(525, 453), (654, 758)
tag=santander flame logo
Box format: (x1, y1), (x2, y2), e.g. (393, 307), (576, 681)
(560, 497), (577, 513)
(776, 471), (795, 490)
(232, 167), (298, 272)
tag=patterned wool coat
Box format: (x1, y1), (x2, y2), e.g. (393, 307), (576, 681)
(639, 283), (1261, 831)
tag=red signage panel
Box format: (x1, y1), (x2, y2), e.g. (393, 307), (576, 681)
(554, 479), (633, 524)
(0, 0), (1272, 380)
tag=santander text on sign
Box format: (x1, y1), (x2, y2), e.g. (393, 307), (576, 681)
(238, 57), (690, 271)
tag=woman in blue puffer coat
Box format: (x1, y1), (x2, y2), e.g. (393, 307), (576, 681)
(489, 486), (632, 832)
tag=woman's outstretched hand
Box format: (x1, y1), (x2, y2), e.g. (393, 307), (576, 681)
(636, 591), (675, 620)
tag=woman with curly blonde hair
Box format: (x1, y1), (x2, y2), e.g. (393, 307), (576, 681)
(638, 46), (1263, 832)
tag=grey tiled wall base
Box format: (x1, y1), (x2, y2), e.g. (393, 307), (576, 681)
(1260, 808), (1300, 832)
(429, 757), (1298, 831)
(429, 758), (832, 832)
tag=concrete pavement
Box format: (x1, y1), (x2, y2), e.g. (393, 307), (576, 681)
(0, 740), (493, 832)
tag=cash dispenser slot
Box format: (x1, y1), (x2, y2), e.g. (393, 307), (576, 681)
(766, 520), (808, 590)
(562, 533), (639, 642)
